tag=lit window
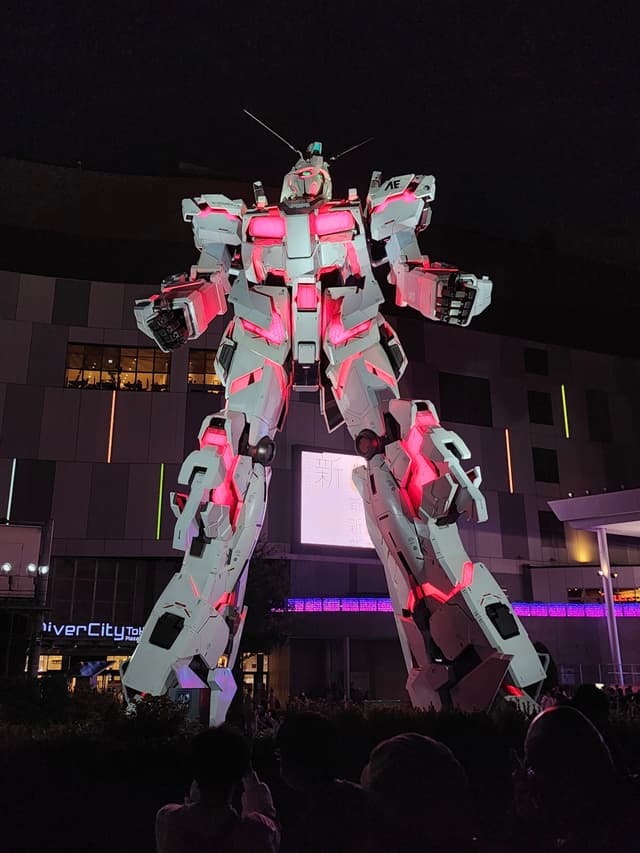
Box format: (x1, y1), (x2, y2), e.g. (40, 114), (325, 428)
(187, 348), (223, 393)
(65, 343), (170, 392)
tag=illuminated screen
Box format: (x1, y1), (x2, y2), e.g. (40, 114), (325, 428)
(299, 450), (374, 549)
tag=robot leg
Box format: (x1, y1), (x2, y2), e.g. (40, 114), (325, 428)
(354, 399), (546, 711)
(324, 324), (545, 712)
(122, 328), (289, 724)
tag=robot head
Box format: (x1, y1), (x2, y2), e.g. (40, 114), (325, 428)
(280, 142), (333, 203)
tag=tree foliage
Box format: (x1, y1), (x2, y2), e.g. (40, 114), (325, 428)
(240, 540), (290, 654)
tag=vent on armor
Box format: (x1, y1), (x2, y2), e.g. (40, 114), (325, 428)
(149, 613), (185, 650)
(485, 603), (520, 640)
(321, 363), (344, 430)
(217, 341), (236, 375)
(379, 324), (404, 378)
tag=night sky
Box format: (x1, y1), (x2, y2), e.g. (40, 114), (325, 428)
(3, 2), (638, 243)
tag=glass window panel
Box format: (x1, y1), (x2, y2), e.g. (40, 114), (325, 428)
(121, 370), (137, 389)
(154, 351), (170, 373)
(97, 560), (117, 579)
(205, 351), (217, 372)
(114, 603), (133, 624)
(74, 579), (95, 602)
(95, 579), (115, 600)
(137, 372), (153, 391)
(83, 345), (103, 372)
(152, 375), (169, 391)
(55, 558), (76, 579)
(102, 347), (120, 370)
(137, 349), (154, 372)
(121, 347), (138, 371)
(93, 601), (113, 621)
(188, 350), (205, 373)
(67, 345), (84, 370)
(76, 558), (96, 580)
(188, 373), (205, 389)
(54, 578), (74, 599)
(65, 368), (84, 388)
(83, 369), (100, 388)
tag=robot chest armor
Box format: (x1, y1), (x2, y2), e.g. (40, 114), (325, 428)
(241, 205), (359, 284)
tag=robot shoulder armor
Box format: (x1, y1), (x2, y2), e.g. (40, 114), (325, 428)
(182, 195), (246, 246)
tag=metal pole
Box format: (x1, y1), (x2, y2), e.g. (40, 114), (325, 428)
(344, 635), (351, 701)
(596, 527), (624, 685)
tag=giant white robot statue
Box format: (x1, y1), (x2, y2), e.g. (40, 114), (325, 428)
(122, 138), (546, 722)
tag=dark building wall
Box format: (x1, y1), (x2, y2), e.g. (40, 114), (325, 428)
(2, 270), (640, 677)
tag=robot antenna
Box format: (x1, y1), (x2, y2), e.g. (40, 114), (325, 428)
(329, 136), (374, 162)
(243, 109), (303, 159)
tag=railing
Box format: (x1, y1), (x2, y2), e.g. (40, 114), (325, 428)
(559, 663), (640, 687)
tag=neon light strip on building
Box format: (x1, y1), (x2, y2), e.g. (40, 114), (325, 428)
(6, 458), (17, 521)
(504, 428), (514, 494)
(107, 390), (117, 463)
(156, 463), (165, 540)
(284, 597), (640, 617)
(561, 384), (570, 439)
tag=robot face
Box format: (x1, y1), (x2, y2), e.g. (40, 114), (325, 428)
(280, 142), (333, 202)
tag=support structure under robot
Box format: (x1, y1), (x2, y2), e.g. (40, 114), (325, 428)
(121, 143), (546, 723)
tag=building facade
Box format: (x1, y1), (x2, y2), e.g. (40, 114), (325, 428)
(2, 262), (640, 698)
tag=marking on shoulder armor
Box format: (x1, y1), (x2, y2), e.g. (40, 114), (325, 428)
(384, 179), (401, 191)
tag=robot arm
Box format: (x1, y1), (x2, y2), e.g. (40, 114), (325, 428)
(367, 173), (492, 327)
(387, 229), (492, 327)
(134, 194), (246, 352)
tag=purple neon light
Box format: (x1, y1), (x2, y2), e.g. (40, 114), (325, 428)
(284, 598), (640, 617)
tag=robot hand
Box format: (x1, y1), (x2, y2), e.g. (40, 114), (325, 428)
(135, 292), (190, 352)
(433, 270), (492, 326)
(391, 262), (492, 327)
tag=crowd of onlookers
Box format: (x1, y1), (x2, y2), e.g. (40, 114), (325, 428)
(155, 684), (640, 853)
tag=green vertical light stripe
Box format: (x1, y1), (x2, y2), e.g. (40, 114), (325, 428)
(156, 463), (165, 540)
(561, 384), (570, 439)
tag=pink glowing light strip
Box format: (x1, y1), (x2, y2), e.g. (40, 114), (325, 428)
(283, 598), (640, 617)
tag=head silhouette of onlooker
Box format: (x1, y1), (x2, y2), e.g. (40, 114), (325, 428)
(155, 724), (278, 853)
(360, 732), (471, 853)
(520, 705), (626, 851)
(571, 683), (609, 729)
(276, 712), (379, 853)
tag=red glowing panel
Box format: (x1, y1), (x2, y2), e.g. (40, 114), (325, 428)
(189, 576), (200, 599)
(240, 311), (285, 346)
(200, 428), (227, 449)
(415, 410), (439, 428)
(400, 422), (438, 516)
(406, 561), (475, 611)
(197, 206), (240, 222)
(313, 210), (355, 235)
(504, 684), (525, 697)
(346, 242), (361, 276)
(296, 284), (319, 310)
(372, 190), (419, 215)
(229, 367), (264, 396)
(248, 211), (285, 239)
(214, 591), (235, 611)
(329, 319), (371, 346)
